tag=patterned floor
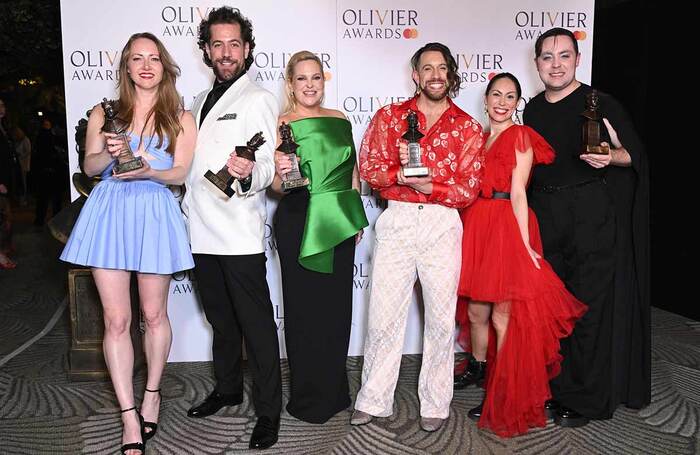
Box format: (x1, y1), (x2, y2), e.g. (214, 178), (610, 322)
(1, 227), (699, 454)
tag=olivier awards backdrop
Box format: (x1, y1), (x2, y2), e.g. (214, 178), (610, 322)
(60, 0), (595, 361)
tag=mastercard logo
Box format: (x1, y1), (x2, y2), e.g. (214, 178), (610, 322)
(324, 72), (332, 81)
(573, 30), (587, 41)
(403, 28), (419, 39)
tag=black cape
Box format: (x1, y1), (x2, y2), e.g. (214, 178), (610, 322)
(526, 84), (650, 411)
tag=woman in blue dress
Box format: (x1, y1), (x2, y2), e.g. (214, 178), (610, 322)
(60, 32), (196, 455)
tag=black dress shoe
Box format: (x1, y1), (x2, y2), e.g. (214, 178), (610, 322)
(554, 406), (589, 428)
(454, 358), (487, 390)
(187, 391), (242, 418)
(467, 401), (483, 421)
(249, 415), (280, 450)
(544, 399), (560, 421)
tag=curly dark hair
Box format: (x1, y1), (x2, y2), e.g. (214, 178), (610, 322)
(197, 6), (255, 70)
(410, 42), (460, 98)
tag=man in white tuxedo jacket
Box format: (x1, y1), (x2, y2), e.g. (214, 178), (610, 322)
(181, 7), (282, 450)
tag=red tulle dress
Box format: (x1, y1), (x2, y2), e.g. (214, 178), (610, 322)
(456, 124), (587, 437)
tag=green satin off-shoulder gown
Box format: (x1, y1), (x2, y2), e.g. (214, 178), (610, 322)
(273, 116), (368, 423)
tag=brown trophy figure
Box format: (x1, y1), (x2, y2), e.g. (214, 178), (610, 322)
(205, 132), (266, 198)
(581, 90), (610, 155)
(402, 111), (429, 177)
(100, 98), (144, 174)
(277, 122), (309, 191)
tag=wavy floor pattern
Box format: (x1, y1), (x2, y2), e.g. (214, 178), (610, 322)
(1, 230), (699, 454)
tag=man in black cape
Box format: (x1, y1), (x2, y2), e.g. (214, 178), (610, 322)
(523, 27), (650, 427)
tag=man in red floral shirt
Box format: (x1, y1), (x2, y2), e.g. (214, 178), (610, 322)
(351, 42), (484, 432)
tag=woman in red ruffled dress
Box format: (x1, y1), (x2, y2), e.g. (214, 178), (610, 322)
(456, 73), (587, 437)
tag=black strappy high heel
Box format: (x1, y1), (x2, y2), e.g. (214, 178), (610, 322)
(119, 406), (145, 454)
(142, 388), (161, 441)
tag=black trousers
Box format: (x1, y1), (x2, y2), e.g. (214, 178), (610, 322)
(530, 180), (617, 419)
(193, 253), (282, 418)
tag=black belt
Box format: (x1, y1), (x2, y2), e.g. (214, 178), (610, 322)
(532, 177), (605, 194)
(482, 191), (510, 200)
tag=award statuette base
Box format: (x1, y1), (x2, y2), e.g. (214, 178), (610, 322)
(402, 112), (428, 178)
(580, 91), (610, 157)
(114, 156), (144, 175)
(101, 99), (144, 175)
(204, 132), (265, 198)
(277, 123), (309, 192)
(204, 169), (236, 198)
(282, 176), (310, 192)
(582, 144), (611, 155)
(403, 165), (429, 178)
(68, 269), (144, 381)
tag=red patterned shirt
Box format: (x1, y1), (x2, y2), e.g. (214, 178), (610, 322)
(359, 95), (484, 208)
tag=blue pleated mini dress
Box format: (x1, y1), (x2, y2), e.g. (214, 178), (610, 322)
(60, 135), (194, 274)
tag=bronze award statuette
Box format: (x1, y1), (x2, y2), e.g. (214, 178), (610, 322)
(402, 111), (429, 177)
(581, 90), (610, 155)
(204, 132), (266, 198)
(277, 122), (309, 191)
(100, 98), (144, 174)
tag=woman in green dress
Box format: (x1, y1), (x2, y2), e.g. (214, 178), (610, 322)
(272, 51), (368, 423)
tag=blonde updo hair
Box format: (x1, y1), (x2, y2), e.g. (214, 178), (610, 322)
(283, 50), (324, 114)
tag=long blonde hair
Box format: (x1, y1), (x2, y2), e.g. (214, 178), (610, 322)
(283, 51), (324, 114)
(117, 32), (183, 154)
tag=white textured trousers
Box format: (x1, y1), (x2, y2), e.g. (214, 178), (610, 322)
(355, 200), (462, 419)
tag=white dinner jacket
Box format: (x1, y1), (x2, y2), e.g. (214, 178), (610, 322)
(182, 73), (278, 255)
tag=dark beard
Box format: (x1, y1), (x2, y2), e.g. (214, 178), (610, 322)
(213, 60), (244, 82)
(422, 87), (448, 102)
(421, 80), (448, 101)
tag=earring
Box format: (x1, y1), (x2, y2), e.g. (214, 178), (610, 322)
(514, 98), (524, 124)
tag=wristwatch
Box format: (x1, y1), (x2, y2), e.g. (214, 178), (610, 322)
(239, 174), (252, 192)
